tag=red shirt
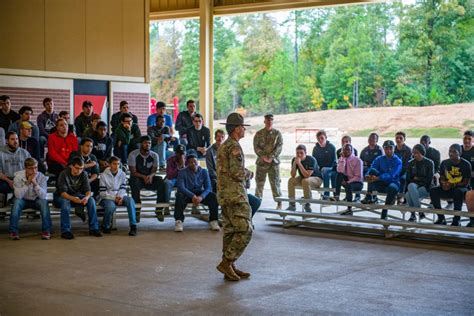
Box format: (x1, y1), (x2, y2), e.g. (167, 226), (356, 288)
(47, 132), (78, 166)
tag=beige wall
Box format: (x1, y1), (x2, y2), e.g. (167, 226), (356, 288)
(0, 0), (147, 81)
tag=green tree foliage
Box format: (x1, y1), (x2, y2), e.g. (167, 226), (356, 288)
(177, 19), (200, 111)
(149, 1), (473, 118)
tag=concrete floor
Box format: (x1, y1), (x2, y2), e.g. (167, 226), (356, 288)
(1, 202), (474, 315)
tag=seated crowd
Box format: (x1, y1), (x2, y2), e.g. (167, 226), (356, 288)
(0, 93), (473, 241)
(286, 129), (474, 227)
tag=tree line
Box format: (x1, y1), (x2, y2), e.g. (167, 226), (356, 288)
(150, 0), (473, 119)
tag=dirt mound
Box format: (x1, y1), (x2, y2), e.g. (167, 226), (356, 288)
(218, 103), (473, 135)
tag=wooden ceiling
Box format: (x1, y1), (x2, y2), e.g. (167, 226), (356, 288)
(150, 0), (373, 20)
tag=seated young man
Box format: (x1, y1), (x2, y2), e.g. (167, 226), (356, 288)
(82, 113), (101, 139)
(74, 100), (94, 138)
(147, 101), (173, 130)
(8, 106), (40, 142)
(18, 121), (41, 165)
(174, 150), (219, 232)
(69, 138), (100, 199)
(53, 157), (102, 239)
(287, 144), (323, 212)
(420, 135), (441, 185)
(185, 113), (211, 158)
(50, 111), (75, 135)
(0, 95), (20, 132)
(336, 135), (358, 158)
(461, 130), (474, 189)
(360, 132), (383, 175)
(9, 158), (51, 240)
(430, 144), (471, 226)
(0, 132), (31, 199)
(312, 130), (337, 200)
(362, 140), (402, 220)
(332, 144), (363, 215)
(47, 118), (78, 177)
(405, 144), (434, 222)
(114, 112), (142, 165)
(128, 136), (169, 222)
(165, 144), (186, 193)
(99, 156), (137, 236)
(37, 97), (58, 146)
(394, 131), (412, 204)
(175, 99), (196, 145)
(111, 100), (138, 138)
(148, 114), (175, 170)
(92, 121), (113, 172)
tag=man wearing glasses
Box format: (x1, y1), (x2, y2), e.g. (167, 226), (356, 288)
(185, 113), (210, 158)
(114, 112), (142, 165)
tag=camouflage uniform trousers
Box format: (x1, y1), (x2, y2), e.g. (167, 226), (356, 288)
(221, 202), (253, 261)
(255, 163), (282, 199)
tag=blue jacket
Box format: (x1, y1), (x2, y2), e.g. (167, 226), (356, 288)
(370, 154), (402, 184)
(177, 166), (211, 199)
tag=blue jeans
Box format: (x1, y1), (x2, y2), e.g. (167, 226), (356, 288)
(40, 136), (47, 159)
(248, 193), (261, 218)
(399, 173), (407, 194)
(367, 181), (399, 206)
(166, 178), (177, 200)
(405, 183), (429, 208)
(152, 142), (167, 167)
(100, 196), (136, 229)
(53, 194), (99, 233)
(9, 198), (52, 234)
(321, 167), (336, 197)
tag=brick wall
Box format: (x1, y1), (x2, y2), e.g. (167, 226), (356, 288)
(0, 87), (70, 123)
(113, 92), (150, 134)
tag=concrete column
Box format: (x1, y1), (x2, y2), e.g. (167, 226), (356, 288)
(199, 0), (214, 134)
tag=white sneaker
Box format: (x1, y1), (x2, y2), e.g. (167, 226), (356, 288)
(175, 220), (183, 232)
(209, 220), (220, 231)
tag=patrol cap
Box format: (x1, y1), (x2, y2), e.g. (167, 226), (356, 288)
(174, 144), (186, 154)
(186, 149), (198, 160)
(264, 113), (274, 120)
(382, 140), (395, 148)
(20, 121), (33, 129)
(220, 112), (250, 126)
(157, 101), (166, 109)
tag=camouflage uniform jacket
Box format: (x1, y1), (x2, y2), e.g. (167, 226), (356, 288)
(216, 137), (250, 217)
(253, 128), (283, 166)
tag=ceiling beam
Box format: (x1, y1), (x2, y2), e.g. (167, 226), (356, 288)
(150, 0), (378, 20)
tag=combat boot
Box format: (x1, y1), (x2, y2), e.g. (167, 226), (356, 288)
(232, 263), (251, 279)
(216, 258), (240, 281)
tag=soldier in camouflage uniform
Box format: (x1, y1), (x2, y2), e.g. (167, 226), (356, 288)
(253, 114), (283, 209)
(216, 113), (253, 281)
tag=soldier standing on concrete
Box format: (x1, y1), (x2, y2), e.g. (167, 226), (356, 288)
(216, 113), (253, 281)
(253, 114), (283, 209)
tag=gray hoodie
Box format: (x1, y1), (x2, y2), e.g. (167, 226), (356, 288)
(0, 146), (30, 178)
(13, 170), (48, 200)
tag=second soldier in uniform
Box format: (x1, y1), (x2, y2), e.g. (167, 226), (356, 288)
(253, 114), (283, 209)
